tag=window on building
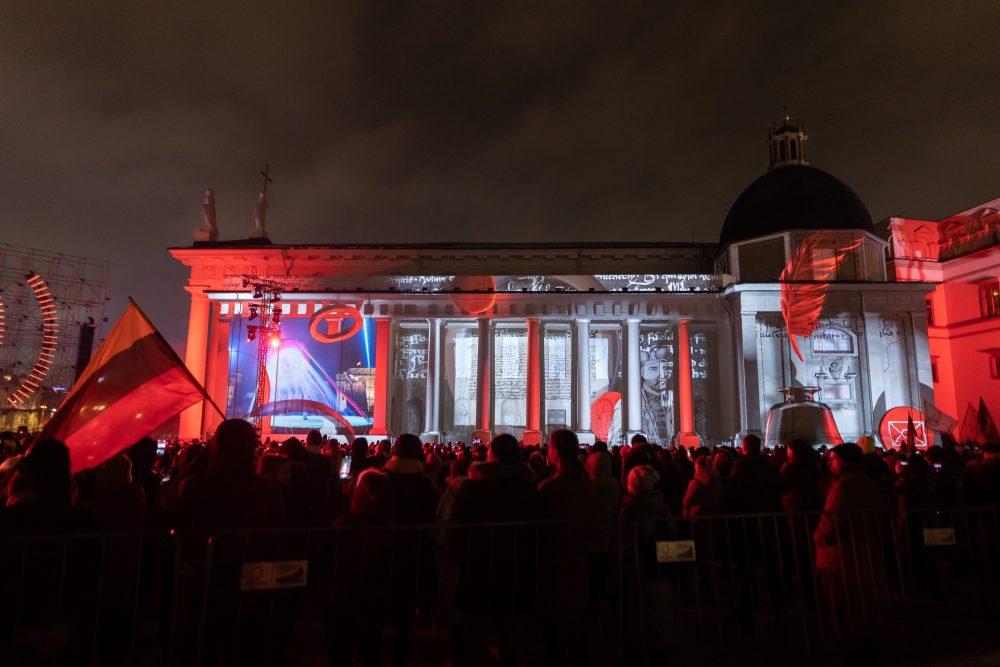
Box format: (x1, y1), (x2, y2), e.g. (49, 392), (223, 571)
(925, 296), (935, 327)
(980, 281), (1000, 318)
(991, 354), (1000, 380)
(810, 326), (856, 355)
(790, 139), (798, 159)
(931, 357), (939, 382)
(779, 140), (787, 162)
(738, 237), (786, 281)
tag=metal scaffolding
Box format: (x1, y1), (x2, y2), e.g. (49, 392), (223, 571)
(0, 244), (109, 432)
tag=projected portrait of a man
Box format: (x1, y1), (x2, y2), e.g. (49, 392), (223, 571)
(640, 329), (675, 444)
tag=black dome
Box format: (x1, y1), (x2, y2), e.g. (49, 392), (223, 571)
(720, 165), (872, 246)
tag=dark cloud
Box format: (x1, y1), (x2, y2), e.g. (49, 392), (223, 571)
(0, 1), (998, 346)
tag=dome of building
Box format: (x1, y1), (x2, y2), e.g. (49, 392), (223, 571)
(719, 164), (873, 246)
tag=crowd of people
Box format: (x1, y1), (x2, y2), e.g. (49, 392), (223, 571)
(3, 425), (999, 537)
(1, 423), (999, 664)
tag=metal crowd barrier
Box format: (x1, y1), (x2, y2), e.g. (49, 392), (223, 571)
(0, 531), (180, 667)
(898, 505), (1000, 608)
(626, 509), (902, 665)
(192, 518), (622, 666)
(6, 507), (1000, 666)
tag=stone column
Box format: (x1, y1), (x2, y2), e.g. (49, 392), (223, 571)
(179, 288), (210, 440)
(739, 311), (763, 435)
(626, 317), (643, 439)
(676, 319), (700, 447)
(575, 318), (594, 443)
(421, 318), (441, 442)
(523, 317), (542, 445)
(473, 317), (492, 443)
(909, 311), (934, 406)
(202, 306), (230, 437)
(370, 317), (392, 439)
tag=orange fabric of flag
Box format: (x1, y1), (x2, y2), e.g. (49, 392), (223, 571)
(40, 300), (207, 473)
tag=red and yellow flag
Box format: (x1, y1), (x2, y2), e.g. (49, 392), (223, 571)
(40, 299), (210, 472)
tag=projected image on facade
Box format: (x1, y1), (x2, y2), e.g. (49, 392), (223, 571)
(442, 324), (478, 440)
(227, 315), (375, 435)
(393, 325), (428, 434)
(544, 324), (573, 434)
(590, 325), (624, 444)
(639, 325), (675, 444)
(494, 325), (527, 436)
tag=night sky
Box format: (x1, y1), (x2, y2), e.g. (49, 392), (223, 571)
(2, 2), (998, 349)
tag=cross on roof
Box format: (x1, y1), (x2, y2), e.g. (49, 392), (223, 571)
(259, 163), (272, 197)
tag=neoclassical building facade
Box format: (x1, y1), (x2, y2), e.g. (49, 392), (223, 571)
(171, 121), (936, 447)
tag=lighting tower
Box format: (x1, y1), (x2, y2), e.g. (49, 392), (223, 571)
(242, 275), (283, 431)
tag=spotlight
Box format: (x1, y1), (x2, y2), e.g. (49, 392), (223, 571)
(268, 332), (281, 348)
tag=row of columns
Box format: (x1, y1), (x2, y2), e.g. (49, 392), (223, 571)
(180, 289), (700, 444)
(414, 315), (699, 445)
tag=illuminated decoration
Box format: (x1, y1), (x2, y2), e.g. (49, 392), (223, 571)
(591, 390), (621, 443)
(779, 234), (861, 361)
(259, 400), (355, 441)
(878, 407), (929, 450)
(883, 196), (1000, 444)
(764, 386), (844, 449)
(285, 273), (729, 294)
(449, 275), (496, 315)
(227, 317), (373, 435)
(7, 273), (59, 408)
(889, 198), (999, 262)
(309, 304), (363, 343)
(639, 325), (673, 444)
(0, 245), (109, 432)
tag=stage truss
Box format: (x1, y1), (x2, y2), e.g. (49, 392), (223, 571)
(0, 244), (109, 431)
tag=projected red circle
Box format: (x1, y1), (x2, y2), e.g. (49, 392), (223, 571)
(309, 304), (363, 343)
(449, 275), (496, 315)
(878, 406), (931, 450)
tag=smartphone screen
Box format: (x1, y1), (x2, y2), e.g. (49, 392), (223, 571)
(339, 456), (352, 479)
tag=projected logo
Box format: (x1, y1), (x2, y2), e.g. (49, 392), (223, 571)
(309, 304), (363, 343)
(878, 407), (930, 449)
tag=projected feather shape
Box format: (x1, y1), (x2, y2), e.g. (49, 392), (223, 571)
(780, 234), (861, 361)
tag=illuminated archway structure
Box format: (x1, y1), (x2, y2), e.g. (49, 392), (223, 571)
(171, 119), (948, 447)
(0, 245), (110, 432)
(6, 273), (59, 407)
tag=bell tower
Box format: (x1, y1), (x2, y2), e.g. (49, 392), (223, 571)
(768, 112), (808, 169)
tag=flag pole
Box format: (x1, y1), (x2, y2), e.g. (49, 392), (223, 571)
(128, 297), (227, 420)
